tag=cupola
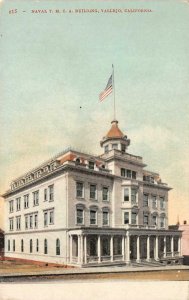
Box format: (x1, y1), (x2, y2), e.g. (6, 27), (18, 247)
(100, 120), (130, 154)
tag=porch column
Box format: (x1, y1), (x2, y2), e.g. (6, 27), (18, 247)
(66, 232), (70, 264)
(178, 237), (181, 256)
(84, 235), (87, 264)
(70, 235), (73, 263)
(163, 236), (167, 258)
(78, 235), (81, 263)
(155, 236), (159, 260)
(171, 236), (174, 257)
(125, 233), (130, 264)
(110, 236), (114, 262)
(122, 236), (125, 261)
(98, 235), (101, 263)
(146, 235), (150, 261)
(80, 235), (84, 264)
(136, 236), (141, 263)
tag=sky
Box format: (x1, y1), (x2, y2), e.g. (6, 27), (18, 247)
(0, 0), (189, 228)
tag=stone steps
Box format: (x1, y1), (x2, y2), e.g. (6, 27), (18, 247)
(131, 260), (166, 267)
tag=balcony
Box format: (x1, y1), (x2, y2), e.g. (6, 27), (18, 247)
(122, 224), (156, 230)
(101, 149), (145, 166)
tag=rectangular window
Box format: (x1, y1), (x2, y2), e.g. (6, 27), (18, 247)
(124, 212), (129, 224)
(34, 214), (38, 229)
(160, 217), (165, 228)
(143, 194), (149, 207)
(36, 239), (39, 252)
(112, 143), (118, 150)
(143, 214), (149, 225)
(105, 145), (109, 153)
(121, 144), (126, 152)
(131, 189), (137, 204)
(9, 200), (14, 213)
(102, 187), (109, 201)
(121, 168), (136, 179)
(76, 209), (83, 225)
(44, 212), (48, 227)
(76, 182), (84, 198)
(124, 188), (129, 201)
(13, 240), (15, 252)
(8, 240), (10, 251)
(160, 197), (165, 209)
(9, 218), (14, 231)
(29, 215), (33, 229)
(25, 216), (28, 229)
(152, 215), (157, 226)
(16, 216), (21, 230)
(90, 184), (97, 199)
(49, 185), (54, 201)
(33, 191), (39, 206)
(131, 212), (137, 225)
(44, 189), (47, 201)
(16, 197), (21, 211)
(24, 194), (29, 209)
(152, 195), (157, 209)
(90, 210), (97, 225)
(49, 210), (54, 224)
(102, 211), (109, 226)
(132, 171), (137, 180)
(121, 168), (126, 177)
(21, 240), (24, 252)
(126, 169), (132, 178)
(89, 161), (95, 170)
(30, 240), (33, 253)
(44, 239), (48, 254)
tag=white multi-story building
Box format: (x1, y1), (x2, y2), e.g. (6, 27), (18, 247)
(2, 120), (182, 266)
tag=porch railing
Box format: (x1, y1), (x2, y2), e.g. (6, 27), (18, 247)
(113, 255), (123, 261)
(72, 256), (78, 263)
(87, 256), (99, 263)
(101, 256), (111, 262)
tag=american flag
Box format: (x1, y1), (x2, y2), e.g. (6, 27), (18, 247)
(99, 74), (113, 102)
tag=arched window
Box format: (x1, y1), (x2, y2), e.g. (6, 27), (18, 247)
(44, 239), (48, 254)
(8, 240), (10, 251)
(56, 239), (60, 255)
(36, 239), (39, 252)
(30, 239), (33, 253)
(21, 239), (24, 252)
(13, 239), (15, 252)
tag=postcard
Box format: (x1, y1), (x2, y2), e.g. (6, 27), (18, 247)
(0, 0), (189, 299)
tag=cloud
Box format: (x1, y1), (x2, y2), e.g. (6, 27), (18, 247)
(130, 125), (179, 152)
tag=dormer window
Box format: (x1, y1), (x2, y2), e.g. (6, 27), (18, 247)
(75, 158), (81, 165)
(89, 161), (95, 170)
(112, 143), (118, 150)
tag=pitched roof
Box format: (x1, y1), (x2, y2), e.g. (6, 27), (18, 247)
(105, 120), (124, 138)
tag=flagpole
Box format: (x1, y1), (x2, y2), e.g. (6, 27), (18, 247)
(112, 64), (116, 120)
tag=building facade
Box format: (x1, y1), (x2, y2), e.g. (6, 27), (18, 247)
(2, 120), (182, 266)
(179, 222), (189, 265)
(0, 229), (4, 258)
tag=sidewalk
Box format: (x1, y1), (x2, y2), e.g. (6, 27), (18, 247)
(1, 264), (189, 278)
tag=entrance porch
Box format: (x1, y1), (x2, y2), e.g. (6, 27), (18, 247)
(68, 228), (182, 267)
